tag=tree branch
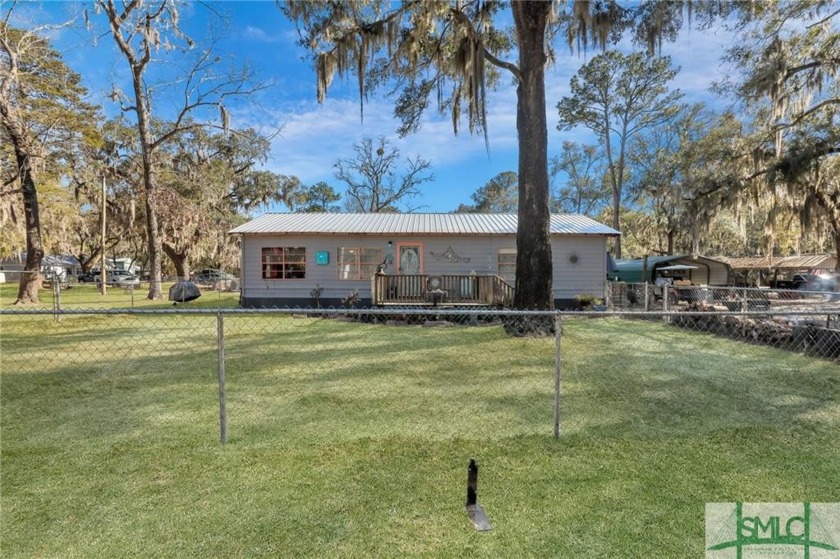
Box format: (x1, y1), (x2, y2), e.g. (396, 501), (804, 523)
(806, 7), (840, 29)
(482, 47), (521, 82)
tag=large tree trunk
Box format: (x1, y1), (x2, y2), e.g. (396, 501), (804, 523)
(1, 72), (43, 304)
(162, 242), (190, 280)
(11, 140), (43, 304)
(832, 221), (840, 279)
(511, 1), (553, 312)
(611, 187), (622, 258)
(142, 180), (163, 299)
(131, 69), (163, 300)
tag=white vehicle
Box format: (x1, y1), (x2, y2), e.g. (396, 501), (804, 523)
(96, 270), (140, 287)
(41, 265), (68, 283)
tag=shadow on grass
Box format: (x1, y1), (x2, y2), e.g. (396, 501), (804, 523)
(2, 315), (838, 449)
(558, 318), (839, 439)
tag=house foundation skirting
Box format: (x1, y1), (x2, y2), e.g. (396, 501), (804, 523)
(240, 296), (580, 310)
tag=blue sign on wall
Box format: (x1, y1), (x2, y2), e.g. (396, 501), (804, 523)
(315, 251), (329, 265)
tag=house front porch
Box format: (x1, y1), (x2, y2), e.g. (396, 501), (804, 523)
(371, 274), (515, 307)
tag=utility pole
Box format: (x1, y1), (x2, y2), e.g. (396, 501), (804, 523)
(100, 175), (107, 295)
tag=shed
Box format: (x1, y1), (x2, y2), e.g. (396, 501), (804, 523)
(229, 212), (620, 308)
(611, 255), (731, 285)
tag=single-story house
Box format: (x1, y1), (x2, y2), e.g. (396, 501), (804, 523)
(0, 253), (138, 283)
(229, 213), (620, 308)
(611, 255), (731, 285)
(0, 253), (25, 283)
(0, 253), (81, 283)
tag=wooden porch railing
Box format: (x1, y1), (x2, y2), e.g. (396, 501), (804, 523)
(371, 274), (515, 307)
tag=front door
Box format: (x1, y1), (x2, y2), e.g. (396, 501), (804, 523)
(396, 242), (423, 299)
(397, 242), (423, 275)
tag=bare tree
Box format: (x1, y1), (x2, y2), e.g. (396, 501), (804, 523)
(334, 137), (433, 213)
(98, 0), (263, 299)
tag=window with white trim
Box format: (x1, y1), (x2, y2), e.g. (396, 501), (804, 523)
(337, 247), (383, 280)
(261, 247), (306, 279)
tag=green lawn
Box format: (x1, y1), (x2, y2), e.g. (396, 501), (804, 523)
(1, 293), (838, 557)
(0, 281), (241, 310)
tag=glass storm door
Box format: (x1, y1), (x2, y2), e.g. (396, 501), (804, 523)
(397, 243), (423, 275)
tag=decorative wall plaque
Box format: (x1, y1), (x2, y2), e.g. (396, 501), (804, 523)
(429, 246), (471, 263)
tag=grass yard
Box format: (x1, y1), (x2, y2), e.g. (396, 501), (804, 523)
(1, 296), (838, 557)
(0, 281), (241, 310)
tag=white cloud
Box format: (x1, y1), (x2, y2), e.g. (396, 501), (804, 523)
(244, 87), (523, 186)
(242, 25), (284, 43)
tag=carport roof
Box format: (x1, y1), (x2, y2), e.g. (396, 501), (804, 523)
(717, 254), (836, 270)
(612, 255), (731, 283)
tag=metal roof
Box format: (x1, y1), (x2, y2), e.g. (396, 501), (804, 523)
(612, 255), (731, 283)
(717, 254), (836, 270)
(613, 255), (681, 271)
(229, 213), (620, 236)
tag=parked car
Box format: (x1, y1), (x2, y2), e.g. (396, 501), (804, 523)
(194, 269), (236, 283)
(77, 271), (100, 283)
(792, 273), (837, 292)
(95, 270), (140, 287)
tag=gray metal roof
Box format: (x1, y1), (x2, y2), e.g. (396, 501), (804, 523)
(718, 254), (836, 270)
(229, 213), (620, 236)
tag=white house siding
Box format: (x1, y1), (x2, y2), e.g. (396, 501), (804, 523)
(551, 236), (608, 301)
(0, 259), (24, 283)
(240, 233), (608, 307)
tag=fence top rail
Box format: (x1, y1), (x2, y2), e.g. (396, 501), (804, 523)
(616, 281), (840, 297)
(0, 307), (837, 319)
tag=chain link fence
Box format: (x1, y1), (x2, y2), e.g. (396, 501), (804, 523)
(2, 305), (837, 447)
(608, 281), (840, 312)
(5, 274), (241, 309)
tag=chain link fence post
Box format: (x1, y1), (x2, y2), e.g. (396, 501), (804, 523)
(553, 313), (562, 438)
(52, 278), (61, 323)
(217, 311), (227, 444)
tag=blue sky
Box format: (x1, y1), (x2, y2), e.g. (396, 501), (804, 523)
(13, 1), (737, 214)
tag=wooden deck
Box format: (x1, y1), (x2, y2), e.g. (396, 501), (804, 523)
(371, 274), (514, 307)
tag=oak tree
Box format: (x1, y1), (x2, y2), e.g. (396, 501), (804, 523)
(1, 16), (99, 303)
(282, 1), (705, 310)
(550, 141), (609, 216)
